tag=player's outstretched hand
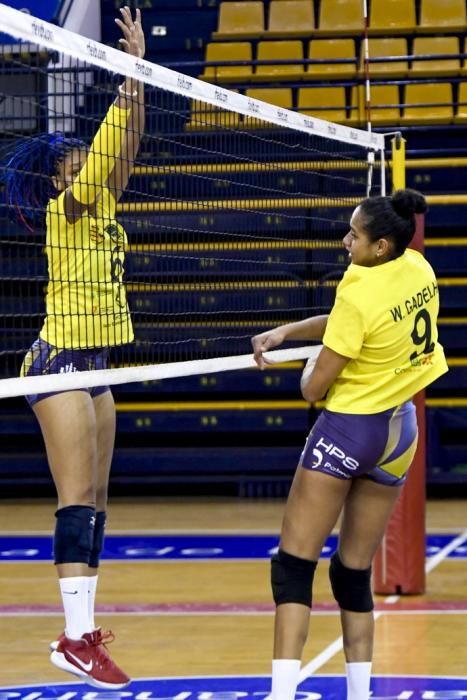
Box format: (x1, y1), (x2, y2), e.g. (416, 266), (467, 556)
(115, 6), (145, 59)
(251, 328), (286, 370)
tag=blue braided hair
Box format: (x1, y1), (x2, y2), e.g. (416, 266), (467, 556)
(1, 132), (87, 230)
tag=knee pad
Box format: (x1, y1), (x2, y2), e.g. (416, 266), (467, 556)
(54, 505), (96, 565)
(329, 551), (374, 612)
(88, 511), (107, 569)
(271, 549), (317, 608)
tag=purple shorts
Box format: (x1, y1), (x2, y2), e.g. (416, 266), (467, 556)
(22, 337), (110, 407)
(299, 401), (418, 486)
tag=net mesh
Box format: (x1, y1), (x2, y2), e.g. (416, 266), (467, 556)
(0, 5), (386, 396)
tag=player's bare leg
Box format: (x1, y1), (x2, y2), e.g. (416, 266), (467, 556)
(336, 477), (402, 699)
(87, 390), (116, 627)
(274, 468), (351, 656)
(270, 468), (350, 700)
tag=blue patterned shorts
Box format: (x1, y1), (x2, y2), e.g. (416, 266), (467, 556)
(21, 337), (110, 407)
(299, 401), (418, 486)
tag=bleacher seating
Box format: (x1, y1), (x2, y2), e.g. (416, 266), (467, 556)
(417, 0), (467, 33)
(213, 1), (264, 40)
(411, 37), (461, 78)
(361, 38), (409, 78)
(454, 82), (467, 124)
(297, 86), (347, 122)
(267, 0), (315, 37)
(369, 0), (416, 34)
(403, 83), (454, 125)
(316, 0), (364, 36)
(201, 42), (253, 82)
(350, 85), (401, 126)
(307, 39), (356, 80)
(254, 40), (304, 81)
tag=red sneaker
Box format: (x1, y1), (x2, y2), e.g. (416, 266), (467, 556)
(50, 629), (101, 652)
(50, 631), (66, 652)
(50, 629), (130, 689)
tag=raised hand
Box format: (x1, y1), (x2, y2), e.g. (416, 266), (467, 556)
(115, 6), (145, 59)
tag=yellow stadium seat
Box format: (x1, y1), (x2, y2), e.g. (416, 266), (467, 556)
(244, 88), (293, 127)
(454, 82), (467, 123)
(317, 0), (364, 36)
(402, 83), (453, 125)
(254, 41), (304, 81)
(417, 0), (466, 33)
(298, 86), (347, 123)
(411, 37), (461, 78)
(186, 96), (240, 131)
(201, 42), (253, 82)
(369, 0), (416, 34)
(213, 2), (264, 40)
(350, 85), (401, 126)
(307, 39), (356, 80)
(267, 0), (315, 38)
(360, 38), (408, 79)
(463, 37), (467, 77)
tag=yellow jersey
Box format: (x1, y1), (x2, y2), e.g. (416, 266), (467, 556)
(322, 248), (448, 413)
(40, 187), (133, 349)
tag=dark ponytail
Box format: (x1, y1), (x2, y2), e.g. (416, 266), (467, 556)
(391, 188), (427, 220)
(358, 188), (427, 257)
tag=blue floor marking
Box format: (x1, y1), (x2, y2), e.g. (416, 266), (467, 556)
(1, 674), (467, 697)
(0, 533), (465, 561)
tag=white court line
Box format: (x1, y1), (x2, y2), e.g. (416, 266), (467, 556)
(425, 528), (467, 574)
(297, 528), (467, 684)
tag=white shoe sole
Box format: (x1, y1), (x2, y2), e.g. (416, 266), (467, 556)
(50, 650), (130, 690)
(50, 641), (59, 652)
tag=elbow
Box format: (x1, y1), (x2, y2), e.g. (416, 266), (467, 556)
(301, 384), (325, 404)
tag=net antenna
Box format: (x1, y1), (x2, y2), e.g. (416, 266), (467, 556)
(362, 0), (385, 197)
(0, 3), (386, 399)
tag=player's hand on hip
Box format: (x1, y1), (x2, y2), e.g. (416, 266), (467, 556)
(116, 7), (146, 59)
(251, 328), (286, 370)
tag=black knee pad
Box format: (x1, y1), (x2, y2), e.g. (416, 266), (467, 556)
(54, 505), (96, 565)
(271, 549), (317, 608)
(329, 551), (374, 612)
(89, 511), (107, 569)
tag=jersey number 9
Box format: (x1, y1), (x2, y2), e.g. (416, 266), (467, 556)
(410, 308), (435, 361)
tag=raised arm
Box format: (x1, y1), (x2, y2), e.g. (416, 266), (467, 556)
(63, 7), (145, 221)
(107, 7), (146, 201)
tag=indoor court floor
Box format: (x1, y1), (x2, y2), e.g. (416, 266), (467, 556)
(0, 497), (466, 697)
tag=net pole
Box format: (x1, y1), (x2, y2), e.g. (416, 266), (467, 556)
(373, 136), (427, 595)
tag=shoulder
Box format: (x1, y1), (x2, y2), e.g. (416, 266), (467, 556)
(404, 248), (436, 276)
(335, 265), (368, 304)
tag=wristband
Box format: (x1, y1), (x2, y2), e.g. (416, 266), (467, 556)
(118, 84), (138, 98)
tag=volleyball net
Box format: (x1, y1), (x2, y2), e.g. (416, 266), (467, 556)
(0, 4), (386, 398)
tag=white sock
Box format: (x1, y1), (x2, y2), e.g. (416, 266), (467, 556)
(271, 659), (301, 700)
(345, 661), (372, 700)
(59, 576), (93, 640)
(87, 575), (98, 630)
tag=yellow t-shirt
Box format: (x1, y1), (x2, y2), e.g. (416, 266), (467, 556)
(40, 188), (134, 349)
(322, 249), (448, 413)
